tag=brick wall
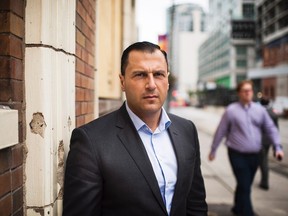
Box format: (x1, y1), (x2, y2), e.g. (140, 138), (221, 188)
(0, 0), (25, 215)
(75, 0), (96, 127)
(263, 41), (288, 67)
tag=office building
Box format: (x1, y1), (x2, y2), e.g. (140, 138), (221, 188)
(199, 0), (256, 89)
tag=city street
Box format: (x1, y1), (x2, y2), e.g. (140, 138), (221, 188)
(170, 106), (288, 216)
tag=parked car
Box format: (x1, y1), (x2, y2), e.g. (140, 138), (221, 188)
(271, 96), (288, 117)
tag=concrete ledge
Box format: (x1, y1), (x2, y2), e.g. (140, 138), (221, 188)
(0, 107), (18, 150)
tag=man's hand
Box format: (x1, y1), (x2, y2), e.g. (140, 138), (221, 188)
(208, 152), (215, 161)
(275, 150), (284, 161)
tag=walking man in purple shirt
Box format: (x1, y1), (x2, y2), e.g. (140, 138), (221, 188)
(208, 80), (284, 216)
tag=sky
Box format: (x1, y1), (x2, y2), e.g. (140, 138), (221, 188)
(136, 0), (209, 43)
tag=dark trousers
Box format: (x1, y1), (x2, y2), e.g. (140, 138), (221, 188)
(259, 144), (270, 188)
(228, 148), (259, 216)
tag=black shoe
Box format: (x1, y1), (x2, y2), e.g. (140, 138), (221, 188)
(231, 207), (241, 216)
(259, 183), (269, 190)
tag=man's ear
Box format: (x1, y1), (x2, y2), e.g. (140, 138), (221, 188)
(119, 74), (125, 91)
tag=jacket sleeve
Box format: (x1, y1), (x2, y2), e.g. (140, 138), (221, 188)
(186, 122), (208, 216)
(62, 127), (102, 216)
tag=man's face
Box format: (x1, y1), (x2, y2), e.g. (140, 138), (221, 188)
(238, 83), (254, 104)
(119, 50), (169, 119)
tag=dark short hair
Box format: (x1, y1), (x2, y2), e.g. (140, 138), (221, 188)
(236, 80), (254, 92)
(120, 41), (168, 75)
(260, 97), (270, 106)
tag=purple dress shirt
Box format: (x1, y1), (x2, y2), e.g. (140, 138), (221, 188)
(211, 102), (281, 155)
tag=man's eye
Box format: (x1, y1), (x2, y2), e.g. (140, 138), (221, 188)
(135, 73), (146, 77)
(154, 72), (165, 77)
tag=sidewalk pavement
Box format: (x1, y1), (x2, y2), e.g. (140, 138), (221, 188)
(170, 106), (288, 216)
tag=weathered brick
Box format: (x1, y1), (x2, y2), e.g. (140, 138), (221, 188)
(88, 77), (94, 90)
(81, 0), (90, 13)
(11, 144), (23, 169)
(86, 13), (95, 31)
(76, 87), (85, 102)
(88, 53), (94, 67)
(0, 12), (24, 37)
(81, 21), (90, 40)
(0, 0), (24, 18)
(12, 187), (23, 213)
(0, 194), (12, 216)
(0, 79), (12, 101)
(81, 50), (88, 64)
(0, 0), (9, 10)
(84, 64), (94, 78)
(76, 115), (85, 127)
(0, 172), (11, 197)
(9, 35), (23, 59)
(0, 148), (11, 174)
(0, 57), (10, 78)
(11, 166), (23, 190)
(75, 72), (82, 87)
(0, 35), (23, 59)
(0, 57), (23, 80)
(0, 34), (10, 55)
(11, 58), (23, 80)
(76, 29), (85, 48)
(87, 5), (95, 23)
(76, 1), (86, 21)
(76, 44), (82, 59)
(84, 89), (94, 101)
(81, 102), (88, 114)
(76, 0), (96, 124)
(76, 58), (85, 74)
(75, 13), (82, 32)
(10, 12), (24, 38)
(87, 102), (94, 113)
(76, 102), (82, 116)
(0, 79), (23, 102)
(0, 12), (9, 33)
(85, 39), (94, 55)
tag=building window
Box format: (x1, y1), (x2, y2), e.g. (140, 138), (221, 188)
(243, 3), (254, 19)
(236, 59), (247, 67)
(236, 46), (247, 55)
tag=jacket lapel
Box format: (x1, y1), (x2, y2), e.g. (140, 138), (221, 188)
(167, 123), (187, 215)
(116, 104), (168, 215)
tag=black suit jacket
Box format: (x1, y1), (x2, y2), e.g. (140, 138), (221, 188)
(63, 104), (207, 216)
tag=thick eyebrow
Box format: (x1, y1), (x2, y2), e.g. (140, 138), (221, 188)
(131, 70), (167, 75)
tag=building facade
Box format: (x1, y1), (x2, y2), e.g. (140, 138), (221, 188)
(0, 0), (136, 215)
(199, 0), (256, 89)
(166, 3), (207, 95)
(248, 0), (288, 102)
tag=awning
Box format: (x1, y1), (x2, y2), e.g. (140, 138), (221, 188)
(247, 64), (288, 79)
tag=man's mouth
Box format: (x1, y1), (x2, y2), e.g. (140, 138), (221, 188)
(143, 95), (158, 99)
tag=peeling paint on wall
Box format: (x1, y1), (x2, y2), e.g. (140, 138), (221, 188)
(29, 112), (47, 138)
(57, 140), (65, 199)
(33, 207), (44, 216)
(67, 116), (72, 131)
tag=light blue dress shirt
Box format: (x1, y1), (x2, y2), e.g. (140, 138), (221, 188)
(126, 103), (178, 215)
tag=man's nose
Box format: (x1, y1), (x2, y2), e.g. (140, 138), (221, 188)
(146, 74), (156, 90)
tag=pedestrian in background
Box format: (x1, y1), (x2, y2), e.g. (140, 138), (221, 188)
(63, 41), (208, 216)
(208, 80), (284, 216)
(258, 97), (279, 190)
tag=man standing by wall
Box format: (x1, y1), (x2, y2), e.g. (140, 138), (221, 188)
(63, 41), (207, 216)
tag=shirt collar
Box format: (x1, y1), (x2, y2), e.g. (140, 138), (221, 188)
(125, 102), (171, 132)
(239, 101), (253, 109)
